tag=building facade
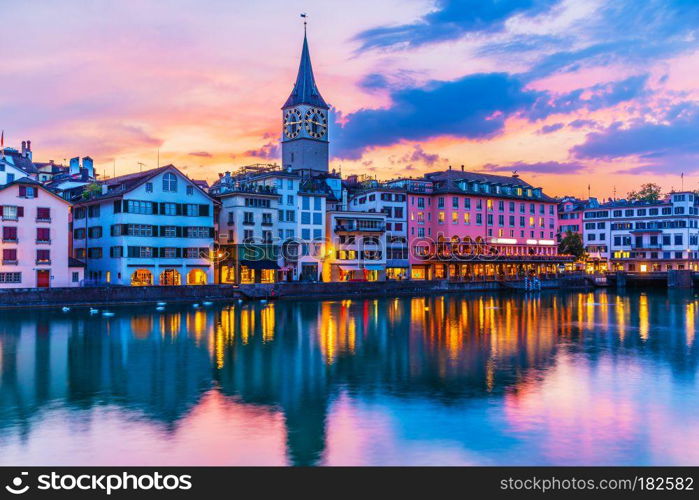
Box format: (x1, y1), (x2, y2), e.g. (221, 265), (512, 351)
(403, 169), (566, 280)
(583, 192), (699, 272)
(0, 178), (83, 288)
(349, 187), (408, 279)
(72, 165), (215, 286)
(323, 211), (387, 282)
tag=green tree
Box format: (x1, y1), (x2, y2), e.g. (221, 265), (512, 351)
(81, 183), (102, 200)
(627, 183), (662, 202)
(558, 230), (586, 260)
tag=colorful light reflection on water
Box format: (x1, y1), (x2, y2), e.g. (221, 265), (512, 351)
(0, 289), (697, 466)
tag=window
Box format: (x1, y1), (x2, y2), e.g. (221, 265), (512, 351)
(124, 224), (150, 237)
(2, 226), (17, 242)
(18, 186), (36, 199)
(145, 182), (153, 193)
(88, 205), (100, 218)
(162, 226), (177, 237)
(313, 212), (322, 225)
(452, 212), (458, 224)
(36, 249), (51, 263)
(161, 203), (177, 216)
(36, 207), (51, 221)
(186, 227), (210, 238)
(185, 204), (199, 217)
(243, 230), (254, 243)
(2, 206), (18, 220)
(302, 197), (310, 210)
(314, 197), (321, 210)
(162, 173), (178, 192)
(287, 195), (294, 205)
(243, 212), (254, 224)
(110, 246), (124, 258)
(0, 272), (21, 283)
(127, 200), (154, 214)
(3, 248), (18, 263)
(88, 226), (102, 239)
(161, 247), (177, 258)
(186, 185), (194, 196)
(72, 272), (79, 283)
(302, 212), (311, 224)
(37, 228), (50, 242)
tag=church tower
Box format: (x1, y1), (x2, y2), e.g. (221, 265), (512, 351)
(281, 27), (329, 173)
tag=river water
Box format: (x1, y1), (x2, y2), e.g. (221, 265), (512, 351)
(0, 289), (697, 465)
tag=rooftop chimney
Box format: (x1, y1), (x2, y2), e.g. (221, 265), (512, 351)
(25, 140), (32, 161)
(448, 165), (452, 170)
(21, 141), (26, 156)
(82, 157), (94, 179)
(461, 164), (464, 172)
(69, 157), (80, 175)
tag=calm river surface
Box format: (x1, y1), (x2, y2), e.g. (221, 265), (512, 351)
(0, 290), (697, 466)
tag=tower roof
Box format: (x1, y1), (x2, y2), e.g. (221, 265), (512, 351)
(283, 31), (328, 109)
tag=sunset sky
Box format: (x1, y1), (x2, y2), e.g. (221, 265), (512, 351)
(2, 0), (699, 198)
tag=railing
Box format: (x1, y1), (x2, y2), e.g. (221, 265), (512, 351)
(2, 260), (18, 265)
(36, 239), (51, 244)
(335, 224), (386, 232)
(36, 260), (52, 265)
(36, 218), (52, 223)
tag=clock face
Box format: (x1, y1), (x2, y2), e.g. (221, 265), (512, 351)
(304, 108), (328, 139)
(284, 109), (303, 139)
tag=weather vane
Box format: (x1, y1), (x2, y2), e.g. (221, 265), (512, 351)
(301, 12), (307, 32)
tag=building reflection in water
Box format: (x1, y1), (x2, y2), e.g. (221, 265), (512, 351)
(0, 290), (697, 465)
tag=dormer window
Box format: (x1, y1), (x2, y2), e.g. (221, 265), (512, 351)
(162, 173), (178, 192)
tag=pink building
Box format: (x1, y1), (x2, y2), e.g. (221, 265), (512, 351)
(0, 179), (83, 288)
(399, 169), (570, 279)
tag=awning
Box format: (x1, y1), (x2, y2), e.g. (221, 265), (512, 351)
(338, 265), (360, 272)
(240, 260), (280, 270)
(364, 265), (384, 271)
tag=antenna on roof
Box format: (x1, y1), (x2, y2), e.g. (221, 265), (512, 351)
(157, 148), (160, 168)
(137, 162), (145, 173)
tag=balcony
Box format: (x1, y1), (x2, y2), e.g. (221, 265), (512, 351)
(36, 239), (51, 245)
(2, 238), (18, 243)
(2, 260), (18, 265)
(36, 259), (52, 265)
(36, 217), (52, 223)
(1, 216), (18, 222)
(261, 221), (274, 227)
(242, 221), (255, 226)
(335, 224), (386, 233)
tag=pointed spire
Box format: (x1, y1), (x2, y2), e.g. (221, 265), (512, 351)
(283, 27), (328, 109)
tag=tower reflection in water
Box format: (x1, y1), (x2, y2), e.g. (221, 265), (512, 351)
(0, 290), (697, 465)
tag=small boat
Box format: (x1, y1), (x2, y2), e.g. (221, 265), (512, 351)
(157, 302), (167, 306)
(61, 307), (71, 313)
(156, 306), (165, 312)
(102, 311), (115, 317)
(237, 299), (243, 304)
(260, 299), (268, 304)
(192, 303), (200, 308)
(203, 301), (213, 306)
(89, 308), (99, 315)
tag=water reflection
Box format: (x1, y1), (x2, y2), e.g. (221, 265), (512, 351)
(0, 290), (697, 465)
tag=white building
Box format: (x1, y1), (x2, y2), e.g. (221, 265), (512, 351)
(0, 178), (83, 288)
(323, 211), (387, 282)
(349, 187), (408, 279)
(72, 165), (215, 286)
(212, 166), (328, 282)
(0, 142), (37, 186)
(583, 191), (699, 272)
